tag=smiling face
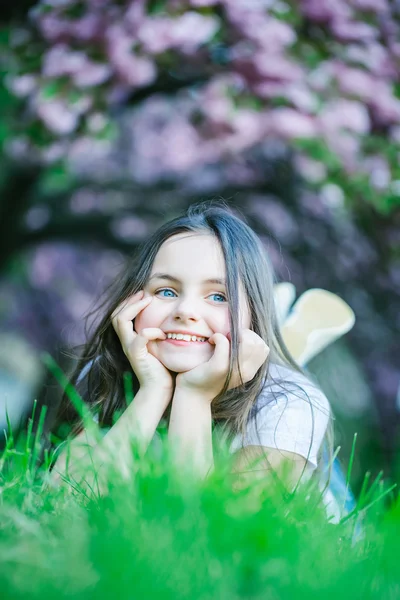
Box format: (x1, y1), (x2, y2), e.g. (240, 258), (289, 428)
(134, 232), (252, 373)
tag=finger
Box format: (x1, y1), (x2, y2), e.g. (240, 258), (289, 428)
(111, 290), (143, 315)
(111, 294), (151, 321)
(207, 333), (230, 373)
(112, 298), (153, 349)
(111, 298), (152, 335)
(131, 328), (167, 357)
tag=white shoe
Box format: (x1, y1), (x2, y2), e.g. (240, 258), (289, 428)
(275, 286), (356, 366)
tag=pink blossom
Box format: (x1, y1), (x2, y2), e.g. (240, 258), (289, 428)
(295, 155), (327, 183)
(42, 44), (87, 78)
(137, 18), (180, 55)
(364, 155), (391, 189)
(226, 109), (266, 151)
(138, 12), (219, 54)
(255, 53), (304, 81)
(370, 92), (400, 125)
(334, 65), (376, 100)
(253, 81), (287, 99)
(106, 25), (156, 87)
(36, 15), (71, 42)
(30, 246), (58, 287)
(236, 52), (304, 84)
(69, 14), (104, 41)
(157, 120), (203, 171)
(6, 74), (37, 97)
(69, 189), (98, 214)
(224, 0), (276, 9)
(227, 10), (295, 50)
(68, 136), (112, 173)
(326, 132), (360, 172)
(5, 137), (30, 160)
(344, 43), (395, 77)
(43, 44), (111, 87)
(110, 215), (150, 241)
(87, 113), (108, 133)
(331, 20), (378, 42)
(65, 290), (94, 320)
(200, 78), (235, 124)
(190, 0), (219, 6)
(73, 62), (111, 87)
(36, 99), (79, 135)
(285, 84), (318, 113)
(390, 42), (400, 59)
(268, 108), (318, 139)
(125, 1), (146, 34)
(308, 62), (335, 92)
(349, 0), (390, 12)
(300, 0), (352, 23)
(390, 126), (400, 144)
(319, 99), (370, 135)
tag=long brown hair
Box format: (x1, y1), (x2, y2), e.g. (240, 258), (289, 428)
(52, 199), (334, 487)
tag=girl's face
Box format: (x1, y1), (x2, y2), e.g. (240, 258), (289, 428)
(134, 232), (252, 374)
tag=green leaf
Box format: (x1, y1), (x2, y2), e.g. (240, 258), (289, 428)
(38, 163), (75, 195)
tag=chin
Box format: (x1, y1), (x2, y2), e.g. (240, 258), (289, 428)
(148, 343), (211, 373)
(160, 359), (202, 374)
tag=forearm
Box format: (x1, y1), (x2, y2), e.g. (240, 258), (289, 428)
(51, 385), (171, 490)
(168, 389), (214, 479)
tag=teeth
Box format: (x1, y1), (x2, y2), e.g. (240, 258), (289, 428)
(166, 333), (207, 342)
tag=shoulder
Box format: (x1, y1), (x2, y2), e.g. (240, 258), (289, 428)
(230, 362), (331, 469)
(255, 362), (331, 417)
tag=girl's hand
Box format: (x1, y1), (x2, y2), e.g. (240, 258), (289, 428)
(111, 290), (176, 395)
(175, 329), (270, 403)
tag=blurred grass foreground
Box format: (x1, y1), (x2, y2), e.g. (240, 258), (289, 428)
(0, 375), (399, 600)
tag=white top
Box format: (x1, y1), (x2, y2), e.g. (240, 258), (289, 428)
(229, 362), (330, 469)
(227, 362), (342, 523)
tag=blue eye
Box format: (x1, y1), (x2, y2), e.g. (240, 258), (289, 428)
(155, 288), (226, 303)
(157, 288), (176, 298)
(210, 293), (226, 303)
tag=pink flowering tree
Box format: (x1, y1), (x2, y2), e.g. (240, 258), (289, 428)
(3, 0), (400, 214)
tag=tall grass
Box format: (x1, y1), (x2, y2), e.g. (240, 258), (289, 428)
(0, 361), (398, 599)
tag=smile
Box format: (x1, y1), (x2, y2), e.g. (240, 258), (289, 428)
(162, 339), (209, 346)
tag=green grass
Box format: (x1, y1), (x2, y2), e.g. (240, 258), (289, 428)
(0, 355), (398, 599)
(0, 403), (399, 600)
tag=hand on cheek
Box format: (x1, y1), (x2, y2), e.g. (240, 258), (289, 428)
(175, 329), (269, 403)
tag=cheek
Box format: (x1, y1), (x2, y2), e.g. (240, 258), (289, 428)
(217, 311), (231, 336)
(134, 308), (154, 333)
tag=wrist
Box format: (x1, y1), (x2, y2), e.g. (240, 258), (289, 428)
(137, 384), (173, 405)
(173, 386), (213, 406)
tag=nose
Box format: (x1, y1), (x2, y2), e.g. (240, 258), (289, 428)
(171, 296), (201, 322)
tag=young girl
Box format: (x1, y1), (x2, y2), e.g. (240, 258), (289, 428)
(50, 200), (353, 523)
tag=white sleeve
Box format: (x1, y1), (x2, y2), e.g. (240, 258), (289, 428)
(230, 373), (331, 470)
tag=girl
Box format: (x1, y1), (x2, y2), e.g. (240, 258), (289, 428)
(50, 200), (353, 523)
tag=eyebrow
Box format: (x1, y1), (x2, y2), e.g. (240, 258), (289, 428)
(148, 272), (226, 285)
